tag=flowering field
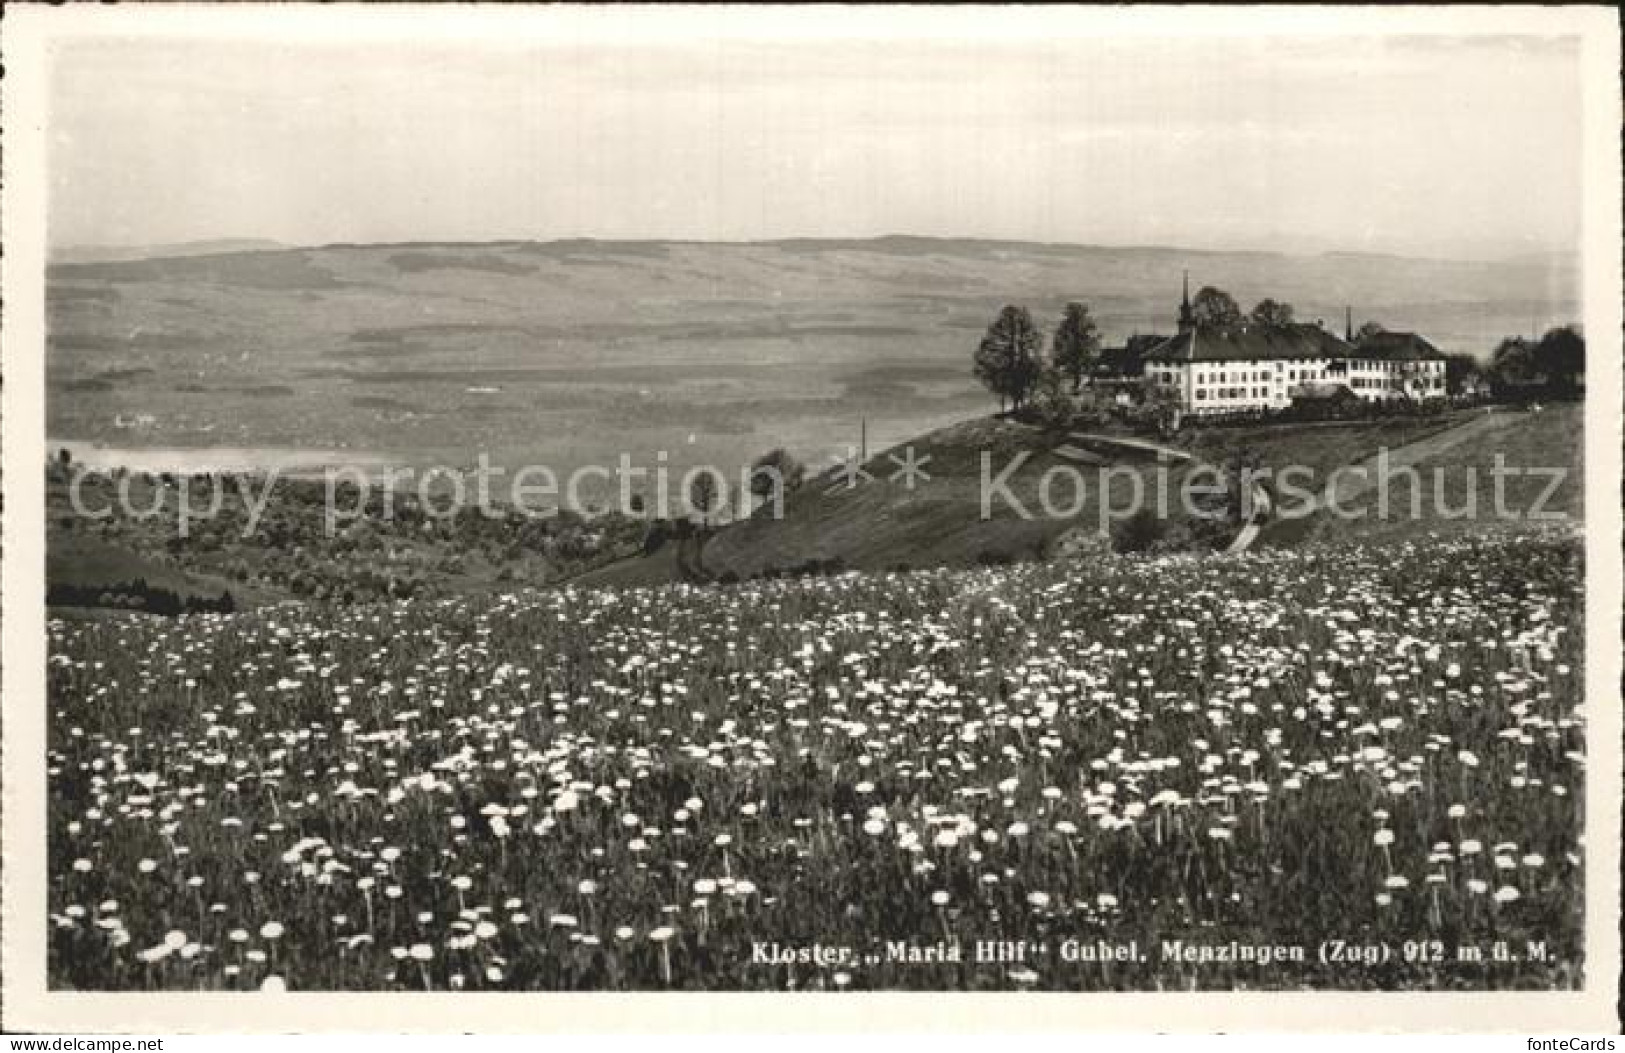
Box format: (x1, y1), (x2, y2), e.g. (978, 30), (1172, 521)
(47, 529), (1585, 991)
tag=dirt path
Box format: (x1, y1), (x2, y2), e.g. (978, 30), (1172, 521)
(1265, 409), (1525, 544)
(1254, 407), (1534, 546)
(1058, 431), (1270, 555)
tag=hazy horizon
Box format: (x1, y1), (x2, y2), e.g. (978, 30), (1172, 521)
(49, 232), (1582, 267)
(49, 27), (1582, 262)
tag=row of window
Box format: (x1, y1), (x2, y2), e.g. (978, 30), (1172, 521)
(1195, 387), (1272, 401)
(1350, 377), (1446, 390)
(1154, 358), (1442, 379)
(1345, 360), (1444, 373)
(1195, 370), (1272, 385)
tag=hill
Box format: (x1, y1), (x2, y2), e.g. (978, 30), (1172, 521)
(47, 237), (1578, 491)
(575, 405), (1584, 588)
(46, 534), (269, 614)
(699, 418), (1165, 579)
(50, 238), (288, 265)
(1254, 402), (1583, 546)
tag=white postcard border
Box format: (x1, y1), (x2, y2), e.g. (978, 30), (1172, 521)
(3, 3), (1620, 1033)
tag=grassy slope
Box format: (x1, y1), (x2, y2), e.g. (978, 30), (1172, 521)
(46, 530), (1585, 991)
(574, 412), (1562, 586)
(46, 534), (274, 608)
(591, 414), (1529, 585)
(702, 418), (1186, 578)
(1182, 414), (1470, 482)
(567, 535), (698, 590)
(1333, 403), (1583, 539)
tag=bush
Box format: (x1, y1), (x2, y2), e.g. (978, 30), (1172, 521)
(1109, 508), (1168, 554)
(1048, 527), (1113, 562)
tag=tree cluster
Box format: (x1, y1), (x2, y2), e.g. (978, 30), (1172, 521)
(973, 302), (1101, 414)
(1488, 326), (1585, 399)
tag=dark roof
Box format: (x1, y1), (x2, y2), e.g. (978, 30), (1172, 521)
(1353, 330), (1445, 361)
(1125, 333), (1172, 357)
(1143, 323), (1354, 364)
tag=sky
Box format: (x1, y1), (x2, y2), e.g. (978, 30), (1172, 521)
(47, 20), (1583, 259)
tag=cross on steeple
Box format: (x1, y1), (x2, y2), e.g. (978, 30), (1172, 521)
(1177, 270), (1195, 334)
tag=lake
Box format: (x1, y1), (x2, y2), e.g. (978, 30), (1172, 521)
(50, 440), (398, 479)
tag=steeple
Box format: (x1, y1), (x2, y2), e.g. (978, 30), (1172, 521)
(1344, 305), (1353, 343)
(1177, 270), (1195, 334)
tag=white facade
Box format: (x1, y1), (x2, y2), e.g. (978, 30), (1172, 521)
(1146, 355), (1445, 415)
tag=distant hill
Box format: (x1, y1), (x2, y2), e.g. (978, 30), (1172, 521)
(47, 236), (1581, 489)
(50, 238), (288, 265)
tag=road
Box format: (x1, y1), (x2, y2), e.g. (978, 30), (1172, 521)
(1057, 431), (1270, 555)
(1270, 409), (1524, 543)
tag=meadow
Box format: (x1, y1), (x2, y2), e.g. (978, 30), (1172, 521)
(47, 528), (1585, 991)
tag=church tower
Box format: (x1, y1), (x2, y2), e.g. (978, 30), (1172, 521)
(1177, 270), (1195, 334)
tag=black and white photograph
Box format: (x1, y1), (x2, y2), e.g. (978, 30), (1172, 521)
(2, 2), (1619, 1033)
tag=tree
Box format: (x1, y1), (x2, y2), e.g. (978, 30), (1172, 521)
(1190, 287), (1243, 333)
(1028, 365), (1077, 432)
(748, 448), (806, 508)
(1536, 325), (1584, 397)
(1354, 321), (1387, 343)
(1051, 302), (1101, 392)
(1249, 298), (1295, 327)
(973, 305), (1043, 412)
(687, 471), (724, 526)
(1489, 336), (1541, 399)
(1136, 376), (1183, 434)
(1442, 353), (1484, 397)
(1110, 507), (1168, 554)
